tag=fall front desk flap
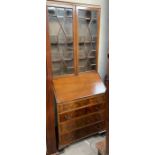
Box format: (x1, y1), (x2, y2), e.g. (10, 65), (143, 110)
(53, 72), (106, 103)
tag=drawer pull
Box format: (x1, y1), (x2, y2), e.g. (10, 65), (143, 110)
(64, 115), (72, 120)
(64, 115), (69, 120)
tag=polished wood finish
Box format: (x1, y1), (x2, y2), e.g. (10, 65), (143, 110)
(46, 1), (105, 151)
(60, 121), (105, 147)
(58, 95), (106, 113)
(59, 103), (105, 122)
(46, 9), (57, 155)
(73, 5), (78, 75)
(47, 1), (101, 77)
(57, 92), (106, 149)
(60, 110), (105, 134)
(53, 72), (105, 103)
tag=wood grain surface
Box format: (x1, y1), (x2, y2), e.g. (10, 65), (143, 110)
(46, 7), (57, 154)
(53, 72), (106, 103)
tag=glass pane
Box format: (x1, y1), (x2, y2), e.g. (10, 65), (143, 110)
(48, 6), (74, 77)
(78, 9), (98, 72)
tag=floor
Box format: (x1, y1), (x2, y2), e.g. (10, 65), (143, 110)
(60, 134), (106, 155)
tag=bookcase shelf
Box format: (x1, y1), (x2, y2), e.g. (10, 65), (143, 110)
(47, 2), (104, 152)
(48, 4), (100, 77)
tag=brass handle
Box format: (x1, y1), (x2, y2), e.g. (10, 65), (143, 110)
(64, 115), (69, 120)
(64, 115), (71, 120)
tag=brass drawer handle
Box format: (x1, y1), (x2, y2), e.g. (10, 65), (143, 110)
(64, 115), (71, 120)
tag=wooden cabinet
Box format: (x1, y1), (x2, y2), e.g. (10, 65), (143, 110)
(53, 72), (106, 149)
(47, 1), (100, 77)
(46, 1), (105, 150)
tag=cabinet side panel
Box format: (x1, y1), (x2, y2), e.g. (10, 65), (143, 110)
(46, 7), (57, 155)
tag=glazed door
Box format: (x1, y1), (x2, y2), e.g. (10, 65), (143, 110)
(76, 6), (100, 72)
(47, 4), (76, 77)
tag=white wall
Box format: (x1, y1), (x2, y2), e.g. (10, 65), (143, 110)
(55, 0), (109, 80)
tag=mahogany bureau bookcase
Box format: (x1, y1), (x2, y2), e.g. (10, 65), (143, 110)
(46, 0), (107, 150)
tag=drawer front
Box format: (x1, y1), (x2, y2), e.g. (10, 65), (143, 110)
(60, 110), (105, 134)
(60, 121), (105, 146)
(59, 103), (105, 122)
(58, 95), (106, 113)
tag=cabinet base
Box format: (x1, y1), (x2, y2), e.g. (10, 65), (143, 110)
(58, 130), (106, 150)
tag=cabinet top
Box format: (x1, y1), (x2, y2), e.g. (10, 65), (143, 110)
(53, 72), (106, 103)
(46, 1), (101, 9)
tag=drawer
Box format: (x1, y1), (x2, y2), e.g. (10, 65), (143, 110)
(60, 110), (105, 134)
(60, 121), (105, 146)
(58, 95), (106, 113)
(59, 103), (105, 122)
